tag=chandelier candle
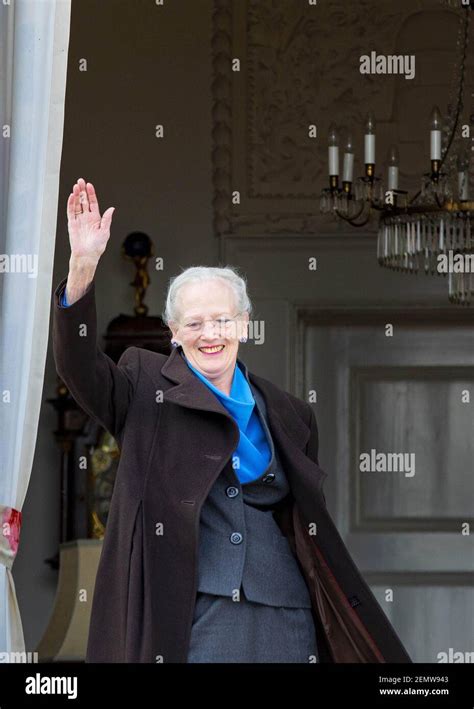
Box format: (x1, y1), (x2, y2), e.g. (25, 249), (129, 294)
(387, 145), (399, 191)
(328, 124), (339, 189)
(342, 133), (354, 189)
(364, 112), (376, 175)
(430, 105), (442, 164)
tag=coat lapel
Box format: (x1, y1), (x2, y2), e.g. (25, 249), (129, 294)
(160, 345), (234, 418)
(159, 345), (312, 454)
(158, 347), (327, 508)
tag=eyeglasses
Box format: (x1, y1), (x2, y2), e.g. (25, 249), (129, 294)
(180, 313), (242, 335)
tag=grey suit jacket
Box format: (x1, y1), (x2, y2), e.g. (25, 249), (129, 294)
(195, 360), (312, 608)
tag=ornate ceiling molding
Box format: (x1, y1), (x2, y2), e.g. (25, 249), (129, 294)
(212, 0), (461, 238)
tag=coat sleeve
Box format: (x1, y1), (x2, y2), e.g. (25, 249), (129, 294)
(52, 275), (140, 441)
(305, 405), (327, 507)
(305, 405), (319, 466)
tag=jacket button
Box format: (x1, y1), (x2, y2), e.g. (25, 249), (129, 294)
(230, 532), (243, 544)
(262, 472), (275, 483)
(226, 486), (239, 498)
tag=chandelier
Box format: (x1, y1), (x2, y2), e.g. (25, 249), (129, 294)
(319, 3), (473, 305)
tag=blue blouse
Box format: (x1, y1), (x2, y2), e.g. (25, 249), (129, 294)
(183, 355), (271, 484)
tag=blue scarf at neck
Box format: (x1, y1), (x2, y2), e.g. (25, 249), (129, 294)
(182, 354), (271, 484)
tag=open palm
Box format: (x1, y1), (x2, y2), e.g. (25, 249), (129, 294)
(67, 177), (115, 261)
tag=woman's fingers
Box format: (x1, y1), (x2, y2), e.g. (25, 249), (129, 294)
(68, 179), (93, 218)
(86, 182), (100, 218)
(77, 177), (90, 212)
(66, 192), (76, 221)
(71, 182), (82, 216)
(67, 178), (102, 224)
(100, 206), (115, 233)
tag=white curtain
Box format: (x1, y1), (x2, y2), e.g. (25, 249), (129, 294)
(0, 0), (71, 655)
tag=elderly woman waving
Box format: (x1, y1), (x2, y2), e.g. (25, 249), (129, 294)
(52, 178), (412, 664)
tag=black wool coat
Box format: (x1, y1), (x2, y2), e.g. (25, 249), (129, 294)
(52, 275), (412, 663)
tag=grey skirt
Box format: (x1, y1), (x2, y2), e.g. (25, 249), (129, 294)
(187, 589), (319, 663)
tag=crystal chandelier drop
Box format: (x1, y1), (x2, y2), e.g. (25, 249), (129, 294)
(319, 4), (474, 305)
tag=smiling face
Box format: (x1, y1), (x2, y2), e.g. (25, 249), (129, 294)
(169, 278), (249, 392)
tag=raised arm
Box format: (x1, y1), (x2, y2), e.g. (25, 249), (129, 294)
(52, 178), (139, 441)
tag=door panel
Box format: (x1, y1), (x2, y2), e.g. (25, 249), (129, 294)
(302, 319), (474, 663)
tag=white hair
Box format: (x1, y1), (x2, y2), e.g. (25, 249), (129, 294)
(162, 265), (253, 326)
